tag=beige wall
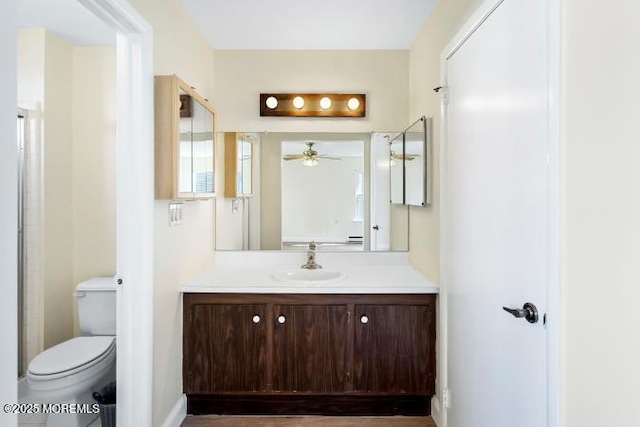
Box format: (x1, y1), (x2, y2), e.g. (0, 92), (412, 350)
(563, 0), (640, 425)
(42, 32), (75, 351)
(128, 0), (216, 425)
(71, 47), (117, 284)
(71, 47), (117, 332)
(407, 0), (483, 282)
(213, 50), (409, 133)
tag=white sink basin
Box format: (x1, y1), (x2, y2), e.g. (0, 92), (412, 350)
(272, 269), (347, 284)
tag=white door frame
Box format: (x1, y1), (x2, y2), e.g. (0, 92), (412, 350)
(0, 2), (19, 425)
(78, 1), (154, 426)
(438, 0), (563, 426)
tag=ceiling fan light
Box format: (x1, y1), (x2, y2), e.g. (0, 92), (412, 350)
(292, 96), (305, 109)
(302, 158), (319, 167)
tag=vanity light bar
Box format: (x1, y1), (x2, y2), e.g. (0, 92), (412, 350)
(259, 93), (366, 117)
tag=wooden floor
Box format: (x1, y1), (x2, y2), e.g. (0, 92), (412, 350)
(182, 416), (436, 427)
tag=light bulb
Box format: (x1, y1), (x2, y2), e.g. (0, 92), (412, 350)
(302, 158), (319, 167)
(265, 96), (278, 109)
(292, 96), (305, 109)
(319, 97), (332, 110)
(347, 97), (360, 110)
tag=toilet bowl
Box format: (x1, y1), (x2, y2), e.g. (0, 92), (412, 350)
(26, 277), (117, 427)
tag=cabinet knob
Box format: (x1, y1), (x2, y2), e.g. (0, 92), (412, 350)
(252, 315), (261, 324)
(360, 315), (369, 324)
(277, 315), (286, 324)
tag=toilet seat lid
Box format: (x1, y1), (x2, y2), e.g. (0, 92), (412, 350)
(29, 336), (115, 376)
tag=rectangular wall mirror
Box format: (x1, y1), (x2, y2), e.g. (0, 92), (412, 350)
(215, 132), (411, 252)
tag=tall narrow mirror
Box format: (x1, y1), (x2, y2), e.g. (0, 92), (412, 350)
(405, 116), (431, 206)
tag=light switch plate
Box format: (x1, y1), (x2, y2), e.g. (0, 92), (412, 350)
(169, 203), (183, 226)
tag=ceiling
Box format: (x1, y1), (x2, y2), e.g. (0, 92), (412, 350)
(183, 0), (438, 50)
(15, 0), (436, 49)
(17, 0), (115, 46)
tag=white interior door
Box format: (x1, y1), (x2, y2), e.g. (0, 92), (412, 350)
(443, 0), (548, 426)
(370, 133), (391, 251)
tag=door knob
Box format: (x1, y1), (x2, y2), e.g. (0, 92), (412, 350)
(372, 225), (379, 230)
(502, 302), (539, 324)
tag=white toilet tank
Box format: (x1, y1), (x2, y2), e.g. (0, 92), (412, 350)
(76, 277), (116, 335)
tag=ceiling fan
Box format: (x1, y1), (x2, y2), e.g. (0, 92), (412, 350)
(390, 151), (419, 162)
(282, 142), (343, 166)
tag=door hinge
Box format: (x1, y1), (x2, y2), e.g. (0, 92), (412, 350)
(442, 388), (452, 408)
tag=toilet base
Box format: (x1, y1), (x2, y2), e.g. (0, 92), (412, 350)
(44, 389), (100, 427)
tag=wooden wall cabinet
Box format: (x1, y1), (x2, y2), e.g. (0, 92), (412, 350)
(224, 132), (253, 198)
(155, 75), (216, 199)
(183, 293), (436, 416)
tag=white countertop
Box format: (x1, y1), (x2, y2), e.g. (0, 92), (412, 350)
(182, 251), (439, 294)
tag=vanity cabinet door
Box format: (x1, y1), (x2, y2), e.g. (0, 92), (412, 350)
(272, 304), (349, 393)
(354, 304), (435, 394)
(184, 304), (267, 393)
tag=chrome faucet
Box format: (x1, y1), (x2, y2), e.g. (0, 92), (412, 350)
(301, 241), (322, 269)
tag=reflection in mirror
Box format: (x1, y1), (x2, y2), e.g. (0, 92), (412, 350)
(282, 140), (364, 251)
(389, 132), (404, 205)
(179, 91), (214, 195)
(214, 132), (410, 252)
(239, 139), (253, 195)
(404, 116), (430, 206)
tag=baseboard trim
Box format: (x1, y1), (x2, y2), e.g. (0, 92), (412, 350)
(430, 395), (441, 426)
(161, 394), (187, 427)
(187, 394), (432, 416)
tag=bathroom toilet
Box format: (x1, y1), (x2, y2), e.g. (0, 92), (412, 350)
(27, 277), (116, 427)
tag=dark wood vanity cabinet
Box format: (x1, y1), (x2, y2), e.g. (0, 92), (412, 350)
(183, 293), (436, 416)
(184, 303), (267, 393)
(354, 305), (435, 394)
(273, 304), (349, 393)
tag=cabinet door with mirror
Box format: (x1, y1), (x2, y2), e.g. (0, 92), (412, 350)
(155, 75), (216, 199)
(404, 116), (431, 206)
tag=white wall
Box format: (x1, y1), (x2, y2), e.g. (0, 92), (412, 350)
(282, 156), (364, 242)
(127, 0), (216, 425)
(71, 46), (117, 332)
(0, 1), (18, 424)
(213, 50), (409, 133)
(562, 1), (640, 425)
(408, 0), (483, 281)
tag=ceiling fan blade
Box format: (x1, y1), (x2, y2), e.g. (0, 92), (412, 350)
(318, 156), (343, 161)
(283, 154), (305, 160)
